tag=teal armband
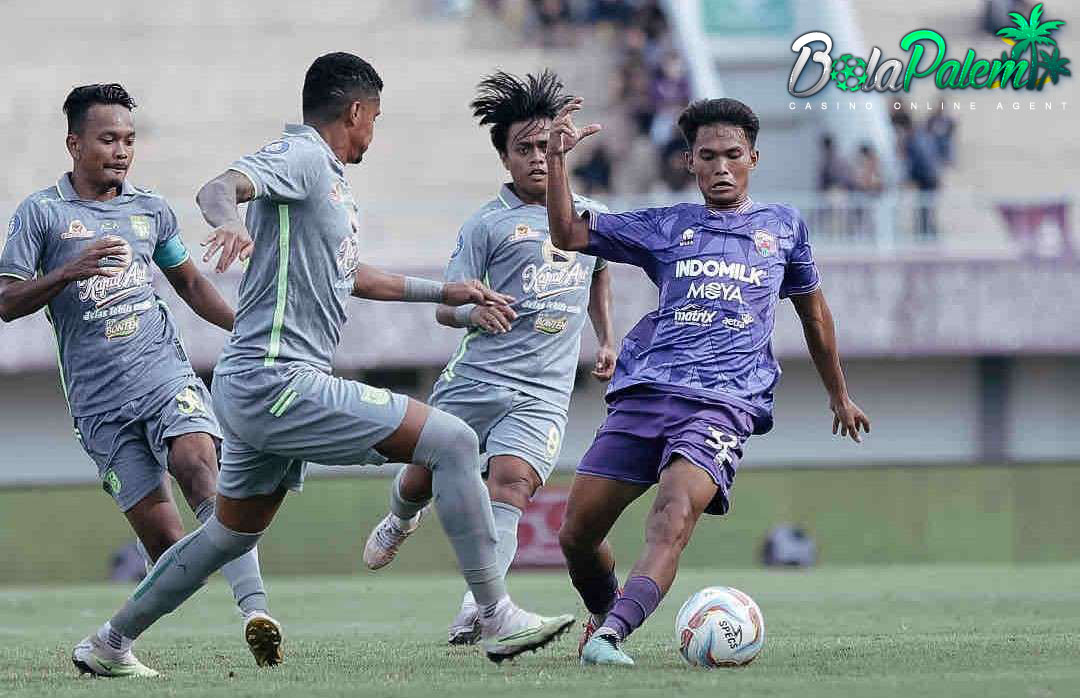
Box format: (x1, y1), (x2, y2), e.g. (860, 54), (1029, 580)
(153, 237), (190, 269)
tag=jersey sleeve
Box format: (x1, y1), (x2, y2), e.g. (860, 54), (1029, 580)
(0, 199), (48, 280)
(228, 139), (317, 203)
(779, 211), (821, 298)
(574, 197), (610, 272)
(443, 216), (489, 283)
(583, 208), (663, 270)
(152, 204), (190, 270)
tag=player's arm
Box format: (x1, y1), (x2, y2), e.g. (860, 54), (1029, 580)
(546, 99), (602, 251)
(162, 259), (235, 332)
(433, 220), (516, 333)
(790, 289), (870, 442)
(352, 263), (515, 307)
(0, 237), (127, 322)
(195, 170), (256, 273)
(587, 264), (616, 380)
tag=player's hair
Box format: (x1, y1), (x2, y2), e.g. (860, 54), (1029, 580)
(302, 52), (383, 123)
(62, 84), (137, 134)
(677, 98), (760, 150)
(470, 70), (574, 155)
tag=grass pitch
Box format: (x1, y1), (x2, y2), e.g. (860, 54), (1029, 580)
(2, 564), (1078, 698)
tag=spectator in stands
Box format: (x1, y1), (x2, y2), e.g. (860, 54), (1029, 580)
(658, 135), (694, 192)
(818, 134), (853, 192)
(927, 108), (957, 166)
(573, 143), (614, 196)
(853, 143), (884, 195)
(649, 51), (691, 144)
(531, 0), (572, 46)
(588, 0), (634, 26)
(894, 114), (941, 240)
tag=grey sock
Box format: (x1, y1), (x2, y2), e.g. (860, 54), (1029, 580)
(491, 501), (523, 580)
(194, 499), (267, 615)
(389, 467), (431, 521)
(412, 409), (506, 607)
(110, 516), (262, 640)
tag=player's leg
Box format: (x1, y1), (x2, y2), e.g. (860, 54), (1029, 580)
(374, 397), (574, 661)
(123, 485), (187, 562)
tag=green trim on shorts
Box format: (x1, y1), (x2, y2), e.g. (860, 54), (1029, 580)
(269, 388), (300, 417)
(264, 204), (291, 366)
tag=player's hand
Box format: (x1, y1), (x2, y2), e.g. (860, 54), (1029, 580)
(202, 220), (253, 273)
(470, 305), (517, 334)
(831, 395), (871, 443)
(546, 98), (602, 158)
(444, 279), (515, 307)
(592, 345), (616, 381)
(62, 236), (130, 281)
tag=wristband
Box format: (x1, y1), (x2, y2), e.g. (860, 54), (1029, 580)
(453, 304), (477, 327)
(402, 276), (445, 303)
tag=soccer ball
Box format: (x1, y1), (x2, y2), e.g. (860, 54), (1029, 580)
(675, 586), (765, 667)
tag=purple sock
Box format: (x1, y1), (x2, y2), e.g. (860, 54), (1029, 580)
(603, 575), (662, 641)
(570, 567), (619, 616)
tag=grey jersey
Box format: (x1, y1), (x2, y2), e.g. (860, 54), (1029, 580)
(216, 124), (364, 376)
(0, 175), (195, 417)
(440, 184), (608, 410)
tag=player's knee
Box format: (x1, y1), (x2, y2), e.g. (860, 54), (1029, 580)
(487, 462), (540, 510)
(559, 517), (599, 559)
(418, 409), (479, 473)
(646, 495), (695, 551)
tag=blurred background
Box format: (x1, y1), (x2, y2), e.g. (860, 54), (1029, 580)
(1, 0), (1077, 584)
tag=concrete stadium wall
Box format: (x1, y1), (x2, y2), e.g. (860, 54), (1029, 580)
(1, 356), (1077, 486)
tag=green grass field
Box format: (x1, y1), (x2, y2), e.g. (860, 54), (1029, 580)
(2, 564), (1078, 698)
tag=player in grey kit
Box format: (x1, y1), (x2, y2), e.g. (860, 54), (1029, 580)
(0, 84), (274, 676)
(362, 71), (616, 645)
(74, 53), (574, 675)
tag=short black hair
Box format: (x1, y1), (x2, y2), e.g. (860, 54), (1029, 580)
(62, 84), (136, 134)
(470, 70), (574, 154)
(302, 52), (383, 122)
(677, 98), (760, 150)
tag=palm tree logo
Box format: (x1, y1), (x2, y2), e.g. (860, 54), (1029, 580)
(996, 3), (1069, 89)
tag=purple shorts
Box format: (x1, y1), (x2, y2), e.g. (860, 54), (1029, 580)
(576, 387), (754, 515)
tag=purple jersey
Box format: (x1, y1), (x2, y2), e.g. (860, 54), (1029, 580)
(585, 199), (820, 434)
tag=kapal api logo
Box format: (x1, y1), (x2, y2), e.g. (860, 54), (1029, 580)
(790, 3), (1069, 96)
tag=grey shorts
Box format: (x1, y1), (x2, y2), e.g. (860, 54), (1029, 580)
(74, 375), (222, 512)
(213, 363), (409, 499)
(430, 375), (567, 483)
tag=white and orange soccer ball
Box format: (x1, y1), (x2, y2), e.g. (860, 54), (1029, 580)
(675, 586), (765, 668)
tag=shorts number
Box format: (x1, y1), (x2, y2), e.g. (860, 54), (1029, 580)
(545, 425), (561, 459)
(706, 426), (738, 466)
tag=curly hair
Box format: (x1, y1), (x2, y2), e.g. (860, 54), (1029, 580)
(470, 70), (574, 154)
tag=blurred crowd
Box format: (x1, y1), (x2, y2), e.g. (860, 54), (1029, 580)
(479, 0), (694, 196)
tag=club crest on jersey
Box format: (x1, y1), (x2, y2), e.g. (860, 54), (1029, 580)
(129, 215), (152, 240)
(680, 228), (696, 246)
(62, 219), (94, 240)
(175, 387), (206, 415)
(512, 223), (538, 240)
(753, 230), (777, 257)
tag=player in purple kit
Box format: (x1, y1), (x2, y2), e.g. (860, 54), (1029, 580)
(544, 97), (872, 666)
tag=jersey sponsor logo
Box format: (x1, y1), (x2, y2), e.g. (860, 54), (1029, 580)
(77, 262), (149, 308)
(129, 215), (152, 239)
(62, 219), (94, 240)
(680, 228), (696, 246)
(83, 298), (153, 322)
(534, 314), (568, 335)
(687, 281), (745, 303)
(753, 229), (777, 257)
(673, 304), (717, 327)
(260, 140), (290, 154)
(705, 426), (739, 466)
(336, 233), (362, 281)
(722, 312), (756, 330)
(104, 313), (139, 340)
(7, 214), (20, 239)
(175, 387), (206, 415)
(329, 180), (345, 204)
(522, 239), (589, 299)
(101, 220), (119, 233)
(675, 258), (767, 286)
(360, 384), (391, 406)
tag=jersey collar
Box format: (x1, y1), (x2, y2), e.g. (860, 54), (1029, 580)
(707, 196), (756, 216)
(285, 123), (344, 171)
(55, 172), (136, 202)
(497, 183), (525, 209)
